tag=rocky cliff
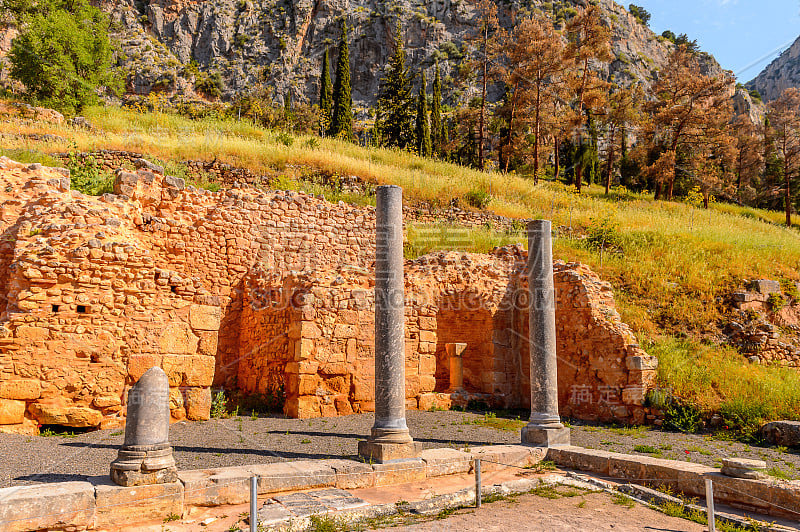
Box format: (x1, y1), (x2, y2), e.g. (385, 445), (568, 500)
(103, 0), (723, 108)
(747, 35), (800, 102)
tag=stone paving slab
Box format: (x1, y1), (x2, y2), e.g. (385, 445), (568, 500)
(247, 487), (370, 527)
(0, 481), (95, 532)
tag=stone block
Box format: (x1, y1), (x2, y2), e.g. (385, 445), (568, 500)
(0, 379), (40, 400)
(372, 458), (427, 486)
(467, 444), (546, 472)
(14, 325), (49, 341)
(28, 399), (101, 427)
(320, 459), (375, 489)
(705, 473), (772, 514)
(751, 279), (781, 295)
(250, 461), (336, 494)
(94, 479), (184, 528)
(521, 425), (571, 448)
(417, 392), (452, 412)
(419, 375), (436, 393)
(162, 354), (216, 386)
(128, 354), (162, 381)
(196, 331), (219, 357)
(625, 355), (658, 371)
(189, 304), (222, 331)
(721, 458), (768, 479)
(182, 387), (211, 420)
(179, 465), (252, 506)
(419, 355), (437, 375)
(0, 398), (26, 425)
(359, 441), (423, 463)
(159, 322), (199, 355)
(545, 446), (612, 476)
(0, 481), (95, 532)
(420, 448), (472, 477)
(761, 420), (800, 447)
(285, 395), (320, 418)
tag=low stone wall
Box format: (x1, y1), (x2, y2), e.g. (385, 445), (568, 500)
(548, 445), (800, 521)
(0, 444), (544, 532)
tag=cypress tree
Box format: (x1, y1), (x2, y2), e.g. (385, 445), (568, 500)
(319, 47), (333, 134)
(415, 71), (432, 157)
(375, 23), (415, 149)
(329, 21), (352, 139)
(431, 61), (443, 156)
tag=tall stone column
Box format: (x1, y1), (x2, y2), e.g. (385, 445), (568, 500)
(359, 185), (420, 462)
(521, 220), (570, 447)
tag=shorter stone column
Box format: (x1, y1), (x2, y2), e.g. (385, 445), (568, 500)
(446, 343), (467, 392)
(521, 220), (570, 447)
(111, 367), (177, 486)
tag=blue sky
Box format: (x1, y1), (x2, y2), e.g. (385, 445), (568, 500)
(632, 0), (800, 82)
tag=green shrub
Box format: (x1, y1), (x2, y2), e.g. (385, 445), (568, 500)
(67, 151), (114, 196)
(210, 390), (228, 419)
(767, 293), (786, 312)
(663, 399), (702, 433)
(781, 279), (799, 301)
(464, 189), (491, 209)
(586, 215), (622, 251)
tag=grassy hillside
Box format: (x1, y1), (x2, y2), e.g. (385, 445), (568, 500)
(4, 103), (800, 436)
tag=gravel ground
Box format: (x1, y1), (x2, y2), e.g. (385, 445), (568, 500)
(2, 411), (799, 487)
(365, 490), (707, 532)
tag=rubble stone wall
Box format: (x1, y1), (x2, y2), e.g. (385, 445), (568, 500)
(0, 156), (657, 434)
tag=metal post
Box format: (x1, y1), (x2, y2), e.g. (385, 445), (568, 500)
(705, 478), (716, 532)
(475, 458), (482, 509)
(250, 474), (258, 532)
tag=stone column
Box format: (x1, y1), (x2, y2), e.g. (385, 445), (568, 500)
(446, 343), (467, 392)
(521, 220), (570, 447)
(111, 367), (177, 486)
(359, 185), (420, 462)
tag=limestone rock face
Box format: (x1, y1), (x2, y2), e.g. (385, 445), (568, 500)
(100, 0), (724, 107)
(761, 420), (800, 447)
(747, 35), (800, 102)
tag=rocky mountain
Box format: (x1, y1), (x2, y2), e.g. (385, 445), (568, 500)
(102, 0), (724, 109)
(747, 35), (800, 102)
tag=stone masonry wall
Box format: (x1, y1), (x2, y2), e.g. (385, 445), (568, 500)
(0, 155), (657, 434)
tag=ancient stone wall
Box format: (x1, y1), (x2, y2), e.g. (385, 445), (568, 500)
(0, 155), (657, 434)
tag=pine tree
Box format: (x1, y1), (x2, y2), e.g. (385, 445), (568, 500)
(319, 47), (333, 134)
(376, 24), (415, 149)
(431, 61), (443, 156)
(415, 71), (432, 157)
(329, 21), (352, 140)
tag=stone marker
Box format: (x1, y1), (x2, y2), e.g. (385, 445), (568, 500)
(720, 458), (769, 480)
(111, 367), (177, 486)
(359, 185), (421, 463)
(521, 220), (570, 447)
(446, 343), (467, 392)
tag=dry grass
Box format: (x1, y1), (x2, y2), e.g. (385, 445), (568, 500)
(4, 103), (800, 338)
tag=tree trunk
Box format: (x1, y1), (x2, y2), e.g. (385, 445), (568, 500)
(786, 161), (792, 227)
(533, 78), (541, 185)
(554, 137), (560, 181)
(654, 181), (662, 200)
(478, 24), (488, 171)
(605, 127), (615, 195)
(504, 87), (518, 173)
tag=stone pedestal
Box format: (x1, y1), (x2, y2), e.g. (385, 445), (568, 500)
(522, 220), (570, 447)
(446, 343), (467, 392)
(111, 367), (177, 486)
(360, 185), (419, 463)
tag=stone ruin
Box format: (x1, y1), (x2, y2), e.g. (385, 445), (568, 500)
(0, 156), (659, 435)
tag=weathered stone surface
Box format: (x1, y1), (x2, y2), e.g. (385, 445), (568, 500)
(94, 479), (183, 528)
(420, 448), (473, 477)
(162, 354), (215, 386)
(179, 465), (253, 506)
(183, 386), (211, 420)
(0, 379), (40, 400)
(28, 399), (102, 427)
(721, 458), (769, 480)
(0, 399), (26, 425)
(372, 458), (427, 487)
(159, 321), (199, 355)
(358, 440), (423, 464)
(251, 461), (336, 494)
(761, 420), (800, 447)
(467, 445), (546, 472)
(0, 481), (95, 532)
(189, 304), (222, 331)
(320, 459), (375, 489)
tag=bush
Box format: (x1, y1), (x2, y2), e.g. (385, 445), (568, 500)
(464, 189), (491, 209)
(586, 215), (622, 251)
(767, 293), (786, 312)
(67, 151), (114, 196)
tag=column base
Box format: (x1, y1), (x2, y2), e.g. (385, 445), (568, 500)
(521, 425), (571, 447)
(358, 440), (423, 463)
